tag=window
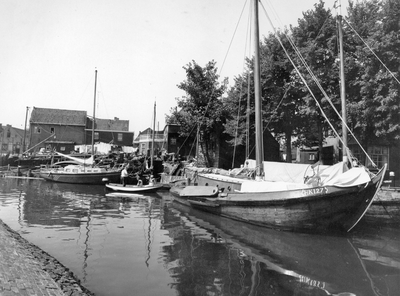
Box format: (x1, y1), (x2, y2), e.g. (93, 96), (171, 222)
(118, 133), (123, 141)
(94, 132), (99, 140)
(6, 130), (11, 138)
(2, 144), (7, 151)
(309, 153), (315, 161)
(141, 143), (146, 154)
(34, 127), (41, 134)
(50, 127), (55, 134)
(171, 138), (177, 145)
(367, 146), (389, 169)
(60, 146), (66, 151)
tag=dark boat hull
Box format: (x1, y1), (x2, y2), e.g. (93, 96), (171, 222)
(170, 165), (386, 232)
(40, 171), (120, 185)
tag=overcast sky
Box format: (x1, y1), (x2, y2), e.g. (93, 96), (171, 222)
(0, 0), (347, 135)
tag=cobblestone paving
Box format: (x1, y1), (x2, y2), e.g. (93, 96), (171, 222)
(0, 222), (65, 296)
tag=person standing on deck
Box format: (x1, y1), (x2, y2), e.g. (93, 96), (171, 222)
(121, 165), (128, 186)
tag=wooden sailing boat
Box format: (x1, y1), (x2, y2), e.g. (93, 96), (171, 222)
(39, 70), (123, 185)
(170, 0), (387, 232)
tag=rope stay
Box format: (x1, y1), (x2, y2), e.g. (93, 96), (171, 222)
(259, 0), (377, 167)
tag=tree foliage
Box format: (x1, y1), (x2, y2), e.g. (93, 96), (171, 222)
(169, 0), (400, 166)
(347, 0), (400, 147)
(166, 60), (227, 166)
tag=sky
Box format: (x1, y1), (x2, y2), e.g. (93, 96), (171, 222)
(0, 0), (348, 136)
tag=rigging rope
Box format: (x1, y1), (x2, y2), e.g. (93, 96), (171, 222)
(232, 3), (253, 168)
(260, 0), (376, 167)
(344, 19), (400, 86)
(219, 0), (250, 76)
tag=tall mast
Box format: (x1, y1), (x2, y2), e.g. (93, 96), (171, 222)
(22, 106), (29, 154)
(338, 15), (348, 163)
(91, 69), (97, 157)
(253, 0), (264, 177)
(151, 101), (156, 168)
(246, 73), (250, 159)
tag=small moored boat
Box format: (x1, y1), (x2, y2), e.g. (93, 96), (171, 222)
(105, 182), (163, 193)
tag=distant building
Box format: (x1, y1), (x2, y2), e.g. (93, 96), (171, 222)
(133, 128), (165, 156)
(29, 107), (87, 154)
(162, 124), (184, 156)
(0, 124), (27, 155)
(94, 117), (129, 131)
(29, 107), (134, 155)
(85, 116), (134, 149)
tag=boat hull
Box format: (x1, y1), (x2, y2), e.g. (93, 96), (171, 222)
(170, 166), (386, 232)
(105, 183), (163, 193)
(40, 170), (120, 185)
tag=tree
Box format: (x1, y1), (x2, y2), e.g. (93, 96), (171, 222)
(290, 0), (342, 160)
(347, 0), (400, 151)
(168, 60), (227, 167)
(224, 1), (339, 163)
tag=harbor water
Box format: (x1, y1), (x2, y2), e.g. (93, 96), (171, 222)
(0, 178), (399, 296)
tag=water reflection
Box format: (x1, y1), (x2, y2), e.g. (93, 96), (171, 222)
(163, 202), (398, 296)
(0, 178), (399, 296)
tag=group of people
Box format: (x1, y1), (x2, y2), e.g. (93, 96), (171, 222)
(120, 163), (155, 187)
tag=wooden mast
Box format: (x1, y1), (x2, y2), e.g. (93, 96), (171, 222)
(22, 106), (29, 154)
(91, 69), (97, 157)
(151, 101), (156, 168)
(338, 15), (348, 164)
(253, 0), (264, 177)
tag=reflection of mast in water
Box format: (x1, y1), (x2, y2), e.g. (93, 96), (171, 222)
(348, 240), (381, 296)
(82, 206), (91, 282)
(18, 190), (24, 225)
(226, 248), (260, 296)
(76, 197), (92, 283)
(249, 261), (260, 296)
(144, 196), (157, 267)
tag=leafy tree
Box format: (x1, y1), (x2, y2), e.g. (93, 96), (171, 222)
(347, 0), (400, 151)
(223, 30), (303, 163)
(290, 1), (342, 157)
(167, 60), (227, 166)
(169, 0), (400, 167)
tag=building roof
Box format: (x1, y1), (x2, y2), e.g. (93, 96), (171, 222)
(84, 128), (134, 134)
(134, 128), (164, 142)
(30, 107), (87, 126)
(95, 117), (129, 131)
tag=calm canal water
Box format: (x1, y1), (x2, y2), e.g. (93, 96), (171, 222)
(0, 178), (399, 296)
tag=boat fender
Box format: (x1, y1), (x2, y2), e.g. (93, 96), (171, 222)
(102, 178), (109, 183)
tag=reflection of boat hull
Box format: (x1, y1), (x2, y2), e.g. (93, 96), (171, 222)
(170, 165), (386, 232)
(105, 182), (163, 193)
(170, 202), (377, 296)
(40, 170), (120, 185)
